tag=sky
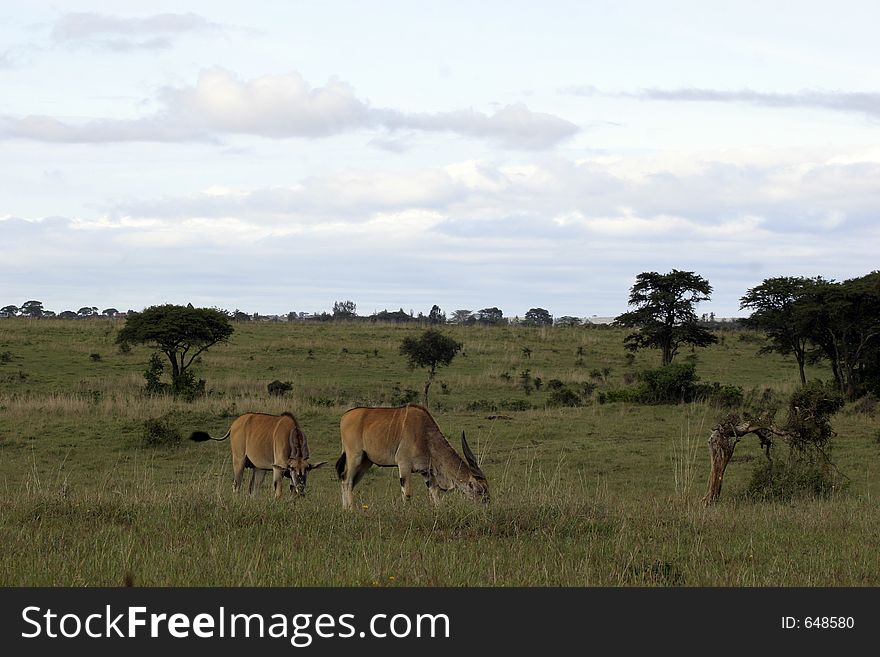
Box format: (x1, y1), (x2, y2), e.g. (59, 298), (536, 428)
(2, 1), (879, 319)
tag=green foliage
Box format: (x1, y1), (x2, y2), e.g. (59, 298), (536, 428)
(614, 269), (718, 365)
(746, 461), (843, 502)
(399, 329), (463, 404)
(745, 381), (846, 502)
(117, 304), (232, 398)
(390, 383), (419, 405)
(694, 382), (744, 408)
(267, 380), (293, 396)
(141, 415), (182, 448)
(783, 380), (845, 453)
(400, 329), (462, 371)
(547, 386), (583, 408)
(143, 353), (170, 396)
(524, 308), (553, 327)
(519, 369), (533, 395)
(639, 362), (700, 403)
(740, 276), (820, 385)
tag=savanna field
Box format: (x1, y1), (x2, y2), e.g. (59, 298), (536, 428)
(1, 318), (878, 586)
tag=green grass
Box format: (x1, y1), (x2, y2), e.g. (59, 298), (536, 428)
(1, 318), (878, 586)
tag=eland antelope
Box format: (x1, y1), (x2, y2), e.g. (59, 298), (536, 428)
(336, 404), (488, 509)
(190, 412), (326, 497)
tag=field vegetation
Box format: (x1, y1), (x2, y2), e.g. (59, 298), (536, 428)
(1, 318), (878, 586)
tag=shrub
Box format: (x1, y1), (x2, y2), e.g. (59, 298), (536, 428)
(141, 416), (182, 448)
(499, 399), (532, 412)
(547, 387), (583, 408)
(172, 369), (206, 402)
(143, 354), (170, 396)
(390, 384), (419, 405)
(696, 382), (744, 408)
(746, 380), (847, 501)
(639, 363), (699, 404)
(746, 461), (842, 501)
(267, 380), (293, 396)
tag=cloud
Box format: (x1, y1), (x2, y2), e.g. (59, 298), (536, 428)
(563, 85), (880, 120)
(108, 150), (880, 240)
(161, 68), (370, 138)
(9, 148), (878, 316)
(0, 68), (577, 149)
(50, 12), (222, 51)
(373, 103), (579, 150)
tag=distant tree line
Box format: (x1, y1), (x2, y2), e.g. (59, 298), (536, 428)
(6, 267), (878, 402)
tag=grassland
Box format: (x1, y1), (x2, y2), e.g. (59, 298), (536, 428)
(1, 318), (878, 586)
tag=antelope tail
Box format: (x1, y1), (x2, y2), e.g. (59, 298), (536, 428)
(189, 429), (230, 442)
(335, 452), (347, 480)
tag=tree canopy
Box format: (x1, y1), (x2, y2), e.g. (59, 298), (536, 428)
(116, 304), (234, 395)
(524, 308), (553, 327)
(740, 276), (823, 385)
(399, 329), (463, 406)
(614, 270), (717, 366)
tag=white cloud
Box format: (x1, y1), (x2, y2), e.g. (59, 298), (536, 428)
(565, 85), (880, 121)
(50, 12), (222, 51)
(0, 68), (577, 149)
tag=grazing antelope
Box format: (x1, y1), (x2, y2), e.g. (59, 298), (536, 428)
(190, 412), (326, 497)
(336, 404), (488, 509)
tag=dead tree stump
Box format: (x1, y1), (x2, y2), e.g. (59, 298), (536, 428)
(702, 415), (782, 505)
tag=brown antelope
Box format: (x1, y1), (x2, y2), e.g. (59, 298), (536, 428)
(336, 404), (488, 509)
(190, 412), (326, 497)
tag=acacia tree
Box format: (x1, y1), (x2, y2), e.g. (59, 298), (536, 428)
(20, 300), (44, 317)
(332, 300), (357, 320)
(524, 308), (553, 327)
(116, 304), (234, 396)
(740, 276), (822, 385)
(450, 310), (474, 325)
(399, 329), (463, 406)
(614, 270), (717, 366)
(476, 307), (505, 325)
(800, 272), (880, 400)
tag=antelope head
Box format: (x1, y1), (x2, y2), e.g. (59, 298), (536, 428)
(281, 427), (327, 495)
(460, 431), (489, 503)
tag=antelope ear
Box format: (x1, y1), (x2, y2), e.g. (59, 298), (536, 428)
(461, 431), (484, 476)
(308, 461), (327, 471)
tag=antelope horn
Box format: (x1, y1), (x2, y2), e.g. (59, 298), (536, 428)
(298, 428), (310, 460)
(461, 431), (484, 476)
(288, 428), (301, 458)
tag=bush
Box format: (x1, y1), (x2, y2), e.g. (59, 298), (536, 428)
(639, 363), (699, 404)
(547, 387), (583, 408)
(696, 382), (744, 407)
(746, 461), (842, 501)
(267, 380), (293, 396)
(143, 354), (170, 396)
(141, 416), (182, 448)
(390, 384), (419, 405)
(172, 369), (206, 402)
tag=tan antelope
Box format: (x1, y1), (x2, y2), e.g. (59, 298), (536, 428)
(190, 412), (326, 497)
(336, 404), (488, 509)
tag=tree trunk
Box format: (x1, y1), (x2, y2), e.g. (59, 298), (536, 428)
(702, 428), (737, 505)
